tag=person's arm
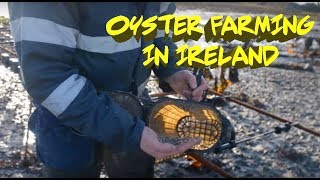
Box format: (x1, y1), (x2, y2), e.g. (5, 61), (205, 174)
(153, 2), (209, 101)
(152, 2), (185, 82)
(9, 2), (145, 152)
(9, 2), (201, 159)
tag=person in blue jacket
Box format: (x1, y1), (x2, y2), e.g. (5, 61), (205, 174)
(8, 2), (208, 178)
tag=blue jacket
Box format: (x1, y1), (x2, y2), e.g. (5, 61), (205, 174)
(8, 2), (183, 170)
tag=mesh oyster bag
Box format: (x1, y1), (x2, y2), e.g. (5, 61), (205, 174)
(107, 91), (235, 162)
(145, 97), (235, 154)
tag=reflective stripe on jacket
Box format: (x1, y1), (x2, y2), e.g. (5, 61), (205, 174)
(9, 2), (183, 169)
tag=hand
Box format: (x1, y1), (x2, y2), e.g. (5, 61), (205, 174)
(165, 70), (209, 101)
(140, 126), (202, 160)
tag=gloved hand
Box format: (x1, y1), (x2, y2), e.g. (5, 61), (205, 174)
(140, 126), (202, 160)
(164, 70), (209, 102)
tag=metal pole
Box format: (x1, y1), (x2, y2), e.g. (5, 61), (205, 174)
(186, 151), (234, 178)
(0, 44), (18, 57)
(207, 89), (320, 138)
(149, 91), (175, 98)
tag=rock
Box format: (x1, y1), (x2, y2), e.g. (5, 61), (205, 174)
(252, 145), (264, 153)
(10, 173), (38, 178)
(10, 173), (24, 178)
(304, 63), (313, 71)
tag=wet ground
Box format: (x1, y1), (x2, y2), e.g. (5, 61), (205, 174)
(0, 3), (320, 178)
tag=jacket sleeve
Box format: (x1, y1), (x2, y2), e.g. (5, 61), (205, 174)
(152, 2), (186, 81)
(8, 2), (145, 152)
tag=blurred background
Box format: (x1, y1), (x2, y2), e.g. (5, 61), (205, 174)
(0, 2), (319, 178)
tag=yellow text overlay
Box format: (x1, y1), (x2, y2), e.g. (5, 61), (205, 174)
(105, 14), (314, 68)
(143, 44), (279, 69)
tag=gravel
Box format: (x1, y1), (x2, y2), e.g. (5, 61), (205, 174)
(149, 62), (320, 178)
(1, 54), (319, 178)
(0, 64), (40, 177)
(1, 5), (319, 177)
